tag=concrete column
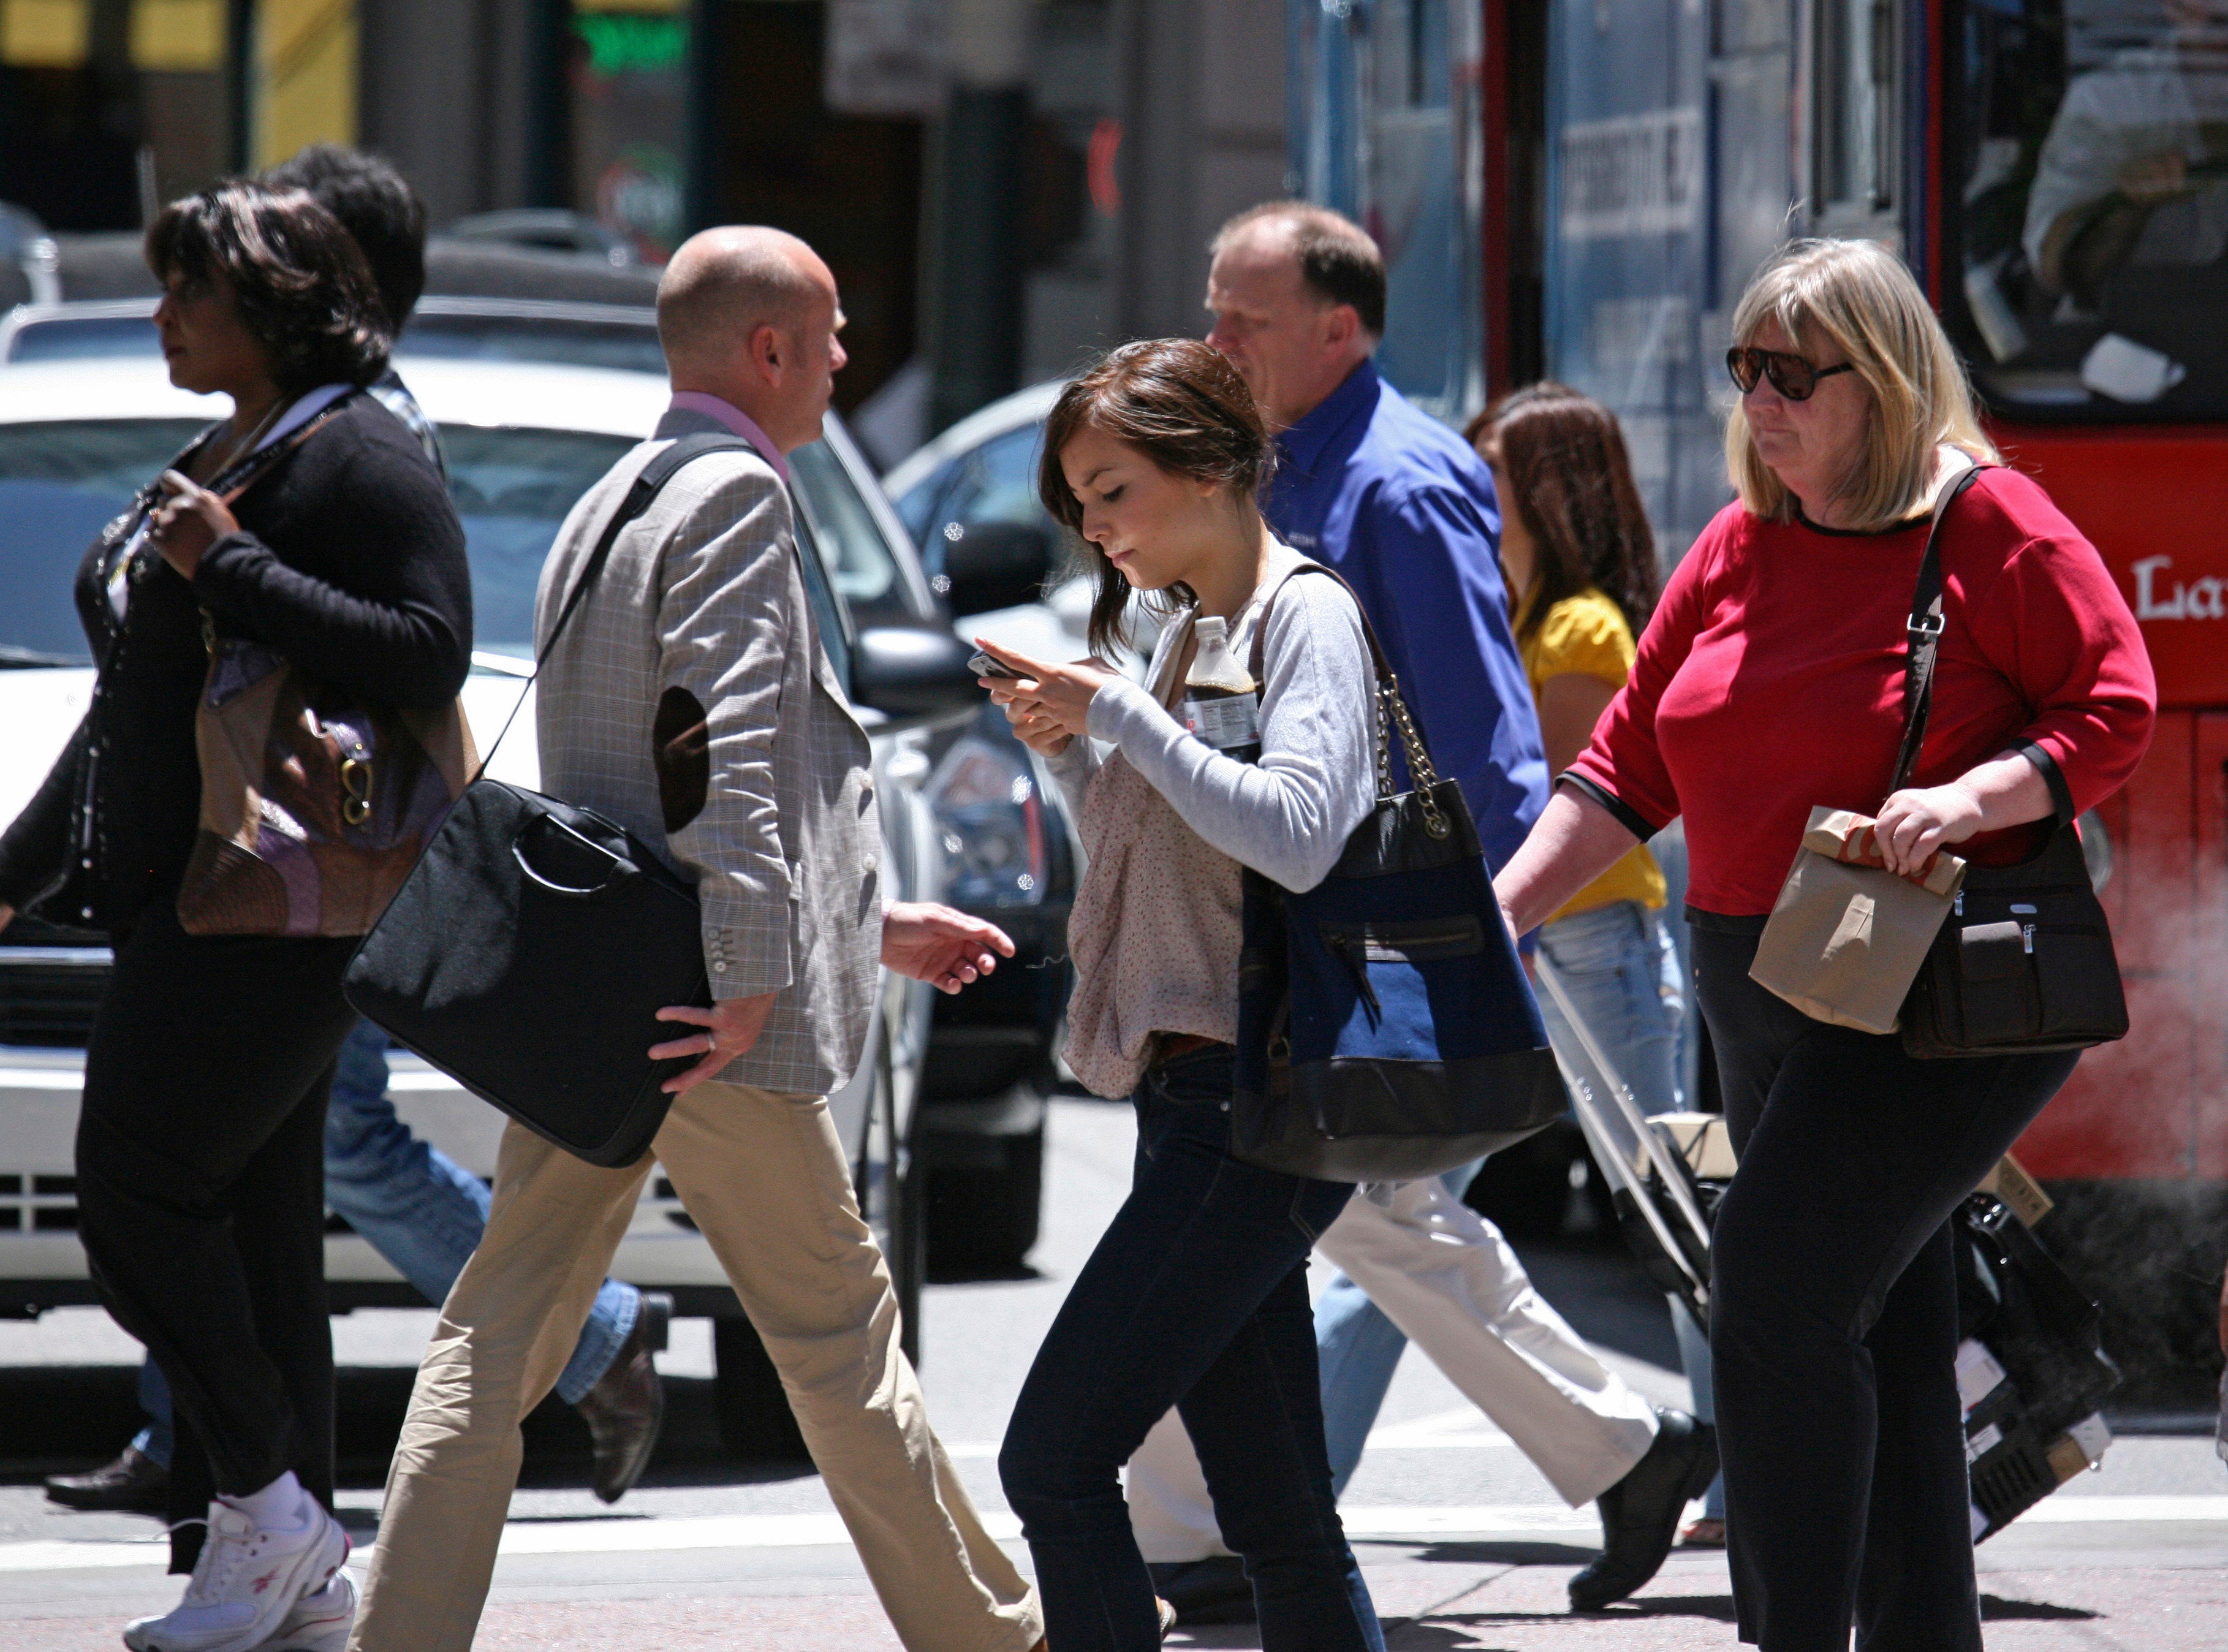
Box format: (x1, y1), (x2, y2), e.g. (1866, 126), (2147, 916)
(1111, 0), (1286, 344)
(356, 0), (540, 223)
(923, 0), (1036, 433)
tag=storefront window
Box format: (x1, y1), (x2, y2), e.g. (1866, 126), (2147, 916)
(1950, 0), (2228, 419)
(570, 0), (689, 262)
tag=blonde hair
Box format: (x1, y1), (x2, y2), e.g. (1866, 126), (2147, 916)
(1725, 238), (1997, 530)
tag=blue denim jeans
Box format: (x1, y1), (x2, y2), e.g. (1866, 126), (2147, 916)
(134, 1021), (640, 1464)
(1000, 1047), (1381, 1652)
(1313, 901), (1696, 1495)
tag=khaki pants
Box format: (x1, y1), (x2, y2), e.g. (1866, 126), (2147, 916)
(350, 1081), (1042, 1652)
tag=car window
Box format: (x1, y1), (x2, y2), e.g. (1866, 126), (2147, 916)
(5, 317), (160, 363)
(442, 426), (637, 656)
(789, 439), (912, 628)
(1, 311), (669, 376)
(0, 419), (632, 666)
(0, 419), (205, 663)
(903, 422), (1052, 582)
(395, 314), (667, 376)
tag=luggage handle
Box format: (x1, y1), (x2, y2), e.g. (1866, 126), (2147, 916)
(513, 811), (643, 901)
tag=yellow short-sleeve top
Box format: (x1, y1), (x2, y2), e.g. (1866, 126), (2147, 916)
(1517, 587), (1667, 923)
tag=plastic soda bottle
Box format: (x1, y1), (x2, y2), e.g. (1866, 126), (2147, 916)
(1181, 614), (1261, 763)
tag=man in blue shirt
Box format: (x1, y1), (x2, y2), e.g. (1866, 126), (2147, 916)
(1206, 202), (1546, 868)
(1124, 202), (1713, 1624)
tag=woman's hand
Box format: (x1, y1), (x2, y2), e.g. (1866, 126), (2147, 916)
(0, 904), (13, 937)
(1876, 751), (2055, 878)
(147, 471), (238, 579)
(974, 637), (1118, 743)
(1873, 782), (1987, 877)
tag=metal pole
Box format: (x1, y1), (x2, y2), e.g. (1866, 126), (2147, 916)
(1535, 955), (1716, 1260)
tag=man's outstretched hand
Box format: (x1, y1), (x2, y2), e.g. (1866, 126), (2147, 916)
(883, 901), (1014, 994)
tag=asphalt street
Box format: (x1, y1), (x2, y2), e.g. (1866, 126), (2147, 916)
(0, 1097), (2222, 1648)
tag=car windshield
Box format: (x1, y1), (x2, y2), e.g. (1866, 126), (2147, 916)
(892, 420), (1051, 583)
(0, 419), (633, 664)
(2, 310), (666, 377)
(1950, 0), (2228, 419)
(789, 440), (909, 627)
(442, 426), (637, 654)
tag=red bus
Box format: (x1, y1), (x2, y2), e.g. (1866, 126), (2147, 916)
(1292, 0), (2228, 1403)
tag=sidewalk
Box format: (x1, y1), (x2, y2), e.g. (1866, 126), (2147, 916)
(6, 1512), (2224, 1651)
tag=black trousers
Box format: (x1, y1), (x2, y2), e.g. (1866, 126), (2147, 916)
(74, 901), (360, 1572)
(1691, 925), (2078, 1652)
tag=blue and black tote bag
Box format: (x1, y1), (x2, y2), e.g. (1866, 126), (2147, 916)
(1230, 566), (1567, 1181)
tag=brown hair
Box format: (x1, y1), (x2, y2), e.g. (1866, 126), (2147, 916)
(1467, 383), (1659, 647)
(1038, 339), (1277, 657)
(1212, 201), (1386, 336)
(146, 182), (391, 394)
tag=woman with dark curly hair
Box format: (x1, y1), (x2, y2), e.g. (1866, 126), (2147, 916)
(0, 182), (470, 1652)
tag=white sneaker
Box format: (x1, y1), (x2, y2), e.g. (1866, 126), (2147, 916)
(251, 1567), (357, 1652)
(121, 1495), (348, 1652)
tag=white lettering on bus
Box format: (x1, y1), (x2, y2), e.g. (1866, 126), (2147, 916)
(2132, 556), (2226, 621)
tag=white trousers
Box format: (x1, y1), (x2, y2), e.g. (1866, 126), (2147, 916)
(1126, 1174), (1660, 1559)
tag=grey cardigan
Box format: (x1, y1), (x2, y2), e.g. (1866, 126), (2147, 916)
(533, 406), (881, 1097)
(1045, 544), (1379, 894)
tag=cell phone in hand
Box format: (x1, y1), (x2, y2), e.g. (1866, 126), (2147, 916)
(969, 651), (1025, 681)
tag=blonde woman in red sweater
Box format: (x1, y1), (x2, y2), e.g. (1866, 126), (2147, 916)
(1494, 239), (2154, 1651)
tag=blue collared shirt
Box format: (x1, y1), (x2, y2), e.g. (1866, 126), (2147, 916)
(1262, 360), (1549, 873)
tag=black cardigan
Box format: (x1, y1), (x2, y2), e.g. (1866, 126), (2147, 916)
(0, 393), (472, 931)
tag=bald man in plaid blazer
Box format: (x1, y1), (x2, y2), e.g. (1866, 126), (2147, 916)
(352, 229), (1044, 1652)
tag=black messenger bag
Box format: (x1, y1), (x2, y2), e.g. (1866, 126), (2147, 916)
(1892, 468), (2128, 1059)
(344, 434), (752, 1167)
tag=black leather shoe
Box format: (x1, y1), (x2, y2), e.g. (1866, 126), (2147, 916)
(1148, 1556), (1256, 1625)
(45, 1445), (169, 1513)
(1569, 1408), (1719, 1612)
(576, 1292), (670, 1503)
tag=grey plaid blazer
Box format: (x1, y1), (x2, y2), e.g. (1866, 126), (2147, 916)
(533, 405), (882, 1096)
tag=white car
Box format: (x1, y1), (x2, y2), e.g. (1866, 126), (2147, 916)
(0, 334), (991, 1452)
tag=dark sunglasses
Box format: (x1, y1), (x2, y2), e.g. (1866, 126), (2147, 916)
(1726, 346), (1857, 401)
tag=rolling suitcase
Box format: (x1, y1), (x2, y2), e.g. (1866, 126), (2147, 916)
(1534, 957), (2120, 1540)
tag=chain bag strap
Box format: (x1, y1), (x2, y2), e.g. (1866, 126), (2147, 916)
(1230, 558), (1564, 1182)
(1245, 561), (1452, 836)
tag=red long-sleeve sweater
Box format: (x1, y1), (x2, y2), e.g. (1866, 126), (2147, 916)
(1567, 468), (2157, 918)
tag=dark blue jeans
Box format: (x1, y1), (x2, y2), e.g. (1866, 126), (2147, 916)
(999, 1048), (1382, 1652)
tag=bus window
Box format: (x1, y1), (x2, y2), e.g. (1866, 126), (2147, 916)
(1814, 0), (1897, 224)
(1950, 0), (2228, 420)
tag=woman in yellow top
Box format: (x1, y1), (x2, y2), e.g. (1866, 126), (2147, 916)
(1471, 383), (1725, 1546)
(1470, 383), (1680, 1114)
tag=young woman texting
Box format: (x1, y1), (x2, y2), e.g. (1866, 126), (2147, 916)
(979, 339), (1384, 1652)
(1493, 239), (2154, 1650)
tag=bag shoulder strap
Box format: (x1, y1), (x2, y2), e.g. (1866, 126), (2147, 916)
(473, 431), (756, 781)
(1240, 560), (1449, 827)
(1243, 560), (1395, 686)
(1888, 462), (1991, 797)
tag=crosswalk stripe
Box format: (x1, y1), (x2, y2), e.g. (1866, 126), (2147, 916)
(2, 1494), (2221, 1574)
